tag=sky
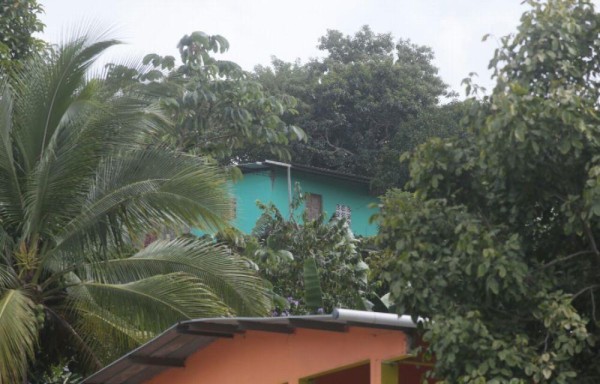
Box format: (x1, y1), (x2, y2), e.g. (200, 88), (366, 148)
(40, 1), (531, 96)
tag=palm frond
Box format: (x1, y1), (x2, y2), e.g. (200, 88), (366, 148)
(0, 263), (17, 290)
(78, 238), (271, 316)
(69, 298), (157, 364)
(0, 85), (24, 229)
(43, 306), (102, 370)
(51, 151), (232, 259)
(20, 84), (173, 242)
(11, 36), (120, 173)
(0, 289), (38, 384)
(70, 273), (229, 333)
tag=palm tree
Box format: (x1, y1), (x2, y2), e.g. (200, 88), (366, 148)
(0, 32), (271, 382)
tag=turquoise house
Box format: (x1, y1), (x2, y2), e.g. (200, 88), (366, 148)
(225, 160), (379, 237)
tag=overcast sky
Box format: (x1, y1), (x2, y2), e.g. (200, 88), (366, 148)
(40, 1), (534, 95)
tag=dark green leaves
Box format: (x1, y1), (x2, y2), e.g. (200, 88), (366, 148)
(253, 26), (462, 192)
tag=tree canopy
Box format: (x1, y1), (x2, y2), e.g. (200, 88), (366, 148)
(253, 26), (463, 191)
(105, 31), (305, 162)
(376, 0), (600, 382)
(0, 0), (46, 74)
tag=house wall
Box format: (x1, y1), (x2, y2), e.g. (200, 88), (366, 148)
(230, 168), (379, 236)
(146, 327), (409, 384)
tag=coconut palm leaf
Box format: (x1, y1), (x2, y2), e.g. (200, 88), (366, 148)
(50, 150), (232, 260)
(11, 37), (120, 173)
(77, 238), (271, 316)
(0, 289), (38, 384)
(0, 85), (24, 229)
(0, 264), (16, 289)
(72, 273), (228, 332)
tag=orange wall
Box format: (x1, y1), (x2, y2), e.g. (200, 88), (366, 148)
(147, 327), (408, 384)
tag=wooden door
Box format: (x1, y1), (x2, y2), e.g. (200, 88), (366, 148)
(306, 194), (322, 220)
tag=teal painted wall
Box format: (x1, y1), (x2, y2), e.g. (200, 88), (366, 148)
(229, 168), (379, 237)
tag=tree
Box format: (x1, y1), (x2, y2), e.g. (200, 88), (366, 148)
(253, 26), (462, 191)
(105, 31), (305, 162)
(0, 0), (46, 74)
(376, 0), (600, 382)
(0, 33), (271, 382)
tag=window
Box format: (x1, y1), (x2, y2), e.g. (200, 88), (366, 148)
(335, 204), (351, 225)
(306, 194), (322, 220)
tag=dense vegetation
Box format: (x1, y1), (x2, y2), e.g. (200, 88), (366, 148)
(4, 0), (600, 383)
(377, 0), (600, 382)
(222, 193), (372, 316)
(0, 34), (270, 383)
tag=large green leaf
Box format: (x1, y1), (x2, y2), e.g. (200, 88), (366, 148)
(303, 258), (323, 312)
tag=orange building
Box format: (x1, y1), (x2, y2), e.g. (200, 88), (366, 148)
(83, 309), (434, 384)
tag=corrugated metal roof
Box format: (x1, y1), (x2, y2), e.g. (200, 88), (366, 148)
(83, 311), (415, 384)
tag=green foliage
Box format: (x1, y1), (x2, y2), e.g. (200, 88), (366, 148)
(253, 26), (463, 191)
(105, 31), (305, 162)
(376, 1), (600, 382)
(0, 0), (45, 74)
(0, 32), (271, 382)
(230, 192), (371, 315)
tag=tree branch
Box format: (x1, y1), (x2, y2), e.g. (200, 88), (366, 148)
(582, 221), (600, 264)
(324, 129), (355, 156)
(592, 289), (597, 324)
(541, 250), (594, 269)
(573, 284), (600, 300)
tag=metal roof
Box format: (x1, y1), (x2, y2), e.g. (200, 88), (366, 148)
(238, 160), (372, 184)
(83, 309), (415, 384)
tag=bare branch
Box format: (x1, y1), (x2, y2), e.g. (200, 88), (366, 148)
(541, 250), (594, 269)
(324, 129), (355, 156)
(592, 289), (598, 324)
(582, 221), (600, 264)
(573, 284), (600, 300)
